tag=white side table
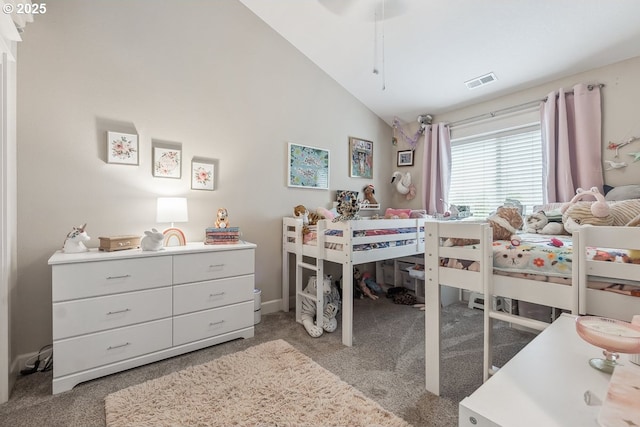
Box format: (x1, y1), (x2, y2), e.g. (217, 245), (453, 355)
(459, 313), (638, 427)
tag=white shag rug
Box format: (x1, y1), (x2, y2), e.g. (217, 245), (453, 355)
(104, 339), (411, 427)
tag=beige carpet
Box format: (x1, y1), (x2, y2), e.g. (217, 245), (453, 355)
(104, 339), (411, 427)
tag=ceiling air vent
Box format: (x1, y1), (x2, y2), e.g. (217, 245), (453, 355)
(464, 72), (497, 90)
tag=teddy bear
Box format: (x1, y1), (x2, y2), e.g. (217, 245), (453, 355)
(300, 275), (341, 338)
(215, 208), (230, 228)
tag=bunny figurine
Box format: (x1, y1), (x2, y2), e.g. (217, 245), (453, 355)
(141, 228), (164, 251)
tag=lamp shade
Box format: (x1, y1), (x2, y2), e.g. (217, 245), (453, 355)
(156, 197), (188, 224)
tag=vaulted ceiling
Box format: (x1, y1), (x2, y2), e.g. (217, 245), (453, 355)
(239, 0), (640, 124)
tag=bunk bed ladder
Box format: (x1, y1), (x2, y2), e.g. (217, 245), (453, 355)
(294, 220), (325, 327)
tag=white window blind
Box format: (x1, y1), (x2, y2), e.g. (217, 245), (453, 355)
(448, 124), (543, 218)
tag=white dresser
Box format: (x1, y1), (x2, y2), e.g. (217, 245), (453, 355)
(48, 241), (256, 394)
(458, 314), (633, 427)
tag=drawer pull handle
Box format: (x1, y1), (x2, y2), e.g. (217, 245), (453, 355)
(107, 342), (130, 350)
(106, 274), (131, 280)
(209, 320), (225, 327)
(208, 264), (225, 269)
(106, 308), (131, 315)
(209, 292), (225, 297)
(118, 241), (131, 247)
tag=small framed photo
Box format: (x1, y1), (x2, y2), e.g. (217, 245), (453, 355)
(287, 142), (330, 190)
(152, 141), (182, 178)
(397, 150), (414, 167)
(191, 158), (215, 191)
(107, 131), (138, 165)
(349, 137), (373, 179)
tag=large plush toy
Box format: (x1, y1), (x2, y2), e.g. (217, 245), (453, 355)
(300, 275), (341, 338)
(560, 187), (640, 234)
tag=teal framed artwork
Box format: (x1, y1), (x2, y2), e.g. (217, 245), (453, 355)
(287, 142), (330, 190)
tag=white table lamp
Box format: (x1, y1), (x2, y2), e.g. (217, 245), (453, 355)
(156, 197), (188, 246)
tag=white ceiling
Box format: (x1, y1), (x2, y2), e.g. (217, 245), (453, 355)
(238, 0), (640, 125)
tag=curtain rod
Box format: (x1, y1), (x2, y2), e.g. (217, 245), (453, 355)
(448, 83), (605, 129)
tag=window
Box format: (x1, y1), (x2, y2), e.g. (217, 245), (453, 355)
(448, 124), (543, 218)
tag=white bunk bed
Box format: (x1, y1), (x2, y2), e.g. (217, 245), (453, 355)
(424, 220), (579, 396)
(282, 216), (425, 346)
(575, 225), (640, 322)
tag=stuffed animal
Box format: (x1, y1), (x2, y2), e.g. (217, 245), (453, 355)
(353, 268), (381, 300)
(215, 208), (230, 228)
(333, 190), (360, 222)
(524, 211), (565, 235)
(362, 184), (378, 205)
(560, 187), (640, 234)
(488, 206), (524, 240)
(62, 223), (90, 253)
(300, 275), (341, 338)
(141, 228), (164, 251)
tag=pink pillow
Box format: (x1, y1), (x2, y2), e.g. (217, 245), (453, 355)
(384, 208), (411, 219)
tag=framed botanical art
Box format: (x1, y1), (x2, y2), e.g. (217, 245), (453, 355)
(152, 141), (182, 178)
(397, 150), (414, 167)
(107, 131), (138, 165)
(287, 142), (330, 190)
(349, 137), (373, 179)
(191, 158), (215, 191)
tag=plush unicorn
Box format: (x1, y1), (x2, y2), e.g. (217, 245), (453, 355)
(62, 223), (90, 253)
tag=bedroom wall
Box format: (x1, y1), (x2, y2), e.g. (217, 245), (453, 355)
(14, 1), (395, 359)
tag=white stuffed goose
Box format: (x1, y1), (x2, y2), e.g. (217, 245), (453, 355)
(391, 171), (416, 200)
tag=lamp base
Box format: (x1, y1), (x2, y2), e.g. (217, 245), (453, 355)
(162, 227), (186, 246)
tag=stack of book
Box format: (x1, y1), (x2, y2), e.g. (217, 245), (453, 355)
(205, 227), (240, 245)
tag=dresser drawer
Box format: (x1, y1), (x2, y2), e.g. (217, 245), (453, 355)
(53, 287), (172, 340)
(53, 318), (172, 377)
(173, 248), (254, 284)
(173, 301), (253, 346)
(52, 256), (172, 301)
(173, 275), (253, 315)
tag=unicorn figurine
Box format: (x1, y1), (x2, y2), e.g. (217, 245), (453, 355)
(62, 223), (90, 253)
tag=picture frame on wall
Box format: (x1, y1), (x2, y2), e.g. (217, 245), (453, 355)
(287, 142), (330, 190)
(397, 150), (414, 167)
(152, 141), (182, 178)
(349, 136), (373, 179)
(191, 158), (215, 191)
(106, 131), (138, 165)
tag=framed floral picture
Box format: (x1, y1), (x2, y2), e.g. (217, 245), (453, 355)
(349, 136), (373, 179)
(287, 142), (330, 190)
(191, 159), (215, 191)
(152, 142), (182, 178)
(107, 131), (138, 165)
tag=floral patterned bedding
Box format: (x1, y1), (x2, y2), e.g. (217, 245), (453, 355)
(492, 234), (574, 278)
(456, 233), (639, 292)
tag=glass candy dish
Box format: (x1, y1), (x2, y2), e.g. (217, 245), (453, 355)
(575, 316), (640, 374)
